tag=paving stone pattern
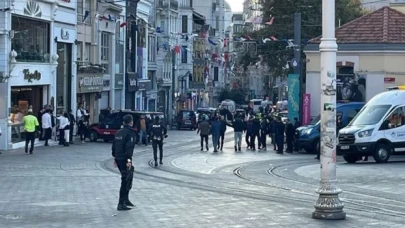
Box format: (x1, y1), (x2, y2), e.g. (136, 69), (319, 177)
(0, 130), (404, 227)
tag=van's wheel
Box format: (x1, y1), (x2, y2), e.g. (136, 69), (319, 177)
(373, 143), (391, 163)
(343, 155), (358, 164)
(90, 131), (98, 142)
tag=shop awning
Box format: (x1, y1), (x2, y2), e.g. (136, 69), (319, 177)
(193, 11), (205, 25)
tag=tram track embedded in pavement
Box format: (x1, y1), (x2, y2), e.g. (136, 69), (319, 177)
(234, 159), (405, 218)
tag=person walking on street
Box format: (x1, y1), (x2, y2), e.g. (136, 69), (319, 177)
(57, 112), (70, 147)
(41, 109), (52, 146)
(23, 109), (39, 154)
(269, 117), (277, 151)
(259, 117), (268, 151)
(245, 116), (253, 149)
(37, 106), (46, 141)
(217, 116), (227, 151)
(77, 104), (89, 143)
(197, 116), (210, 151)
(150, 116), (168, 167)
(68, 109), (76, 144)
(210, 117), (221, 153)
(137, 115), (148, 146)
(275, 117), (285, 154)
(285, 119), (295, 153)
(229, 114), (245, 151)
(251, 115), (261, 151)
(111, 114), (137, 211)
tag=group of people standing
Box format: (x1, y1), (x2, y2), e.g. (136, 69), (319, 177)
(196, 110), (301, 154)
(197, 115), (228, 152)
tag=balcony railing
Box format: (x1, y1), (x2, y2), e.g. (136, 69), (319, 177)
(157, 0), (167, 9)
(170, 0), (178, 11)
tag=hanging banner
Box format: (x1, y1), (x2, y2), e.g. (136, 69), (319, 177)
(302, 93), (311, 125)
(287, 74), (300, 121)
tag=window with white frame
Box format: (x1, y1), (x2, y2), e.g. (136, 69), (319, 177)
(77, 0), (91, 24)
(11, 16), (50, 62)
(181, 46), (187, 63)
(84, 42), (91, 62)
(148, 35), (156, 62)
(101, 32), (110, 72)
(76, 42), (83, 61)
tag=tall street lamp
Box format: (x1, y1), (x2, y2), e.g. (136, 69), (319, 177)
(312, 0), (346, 220)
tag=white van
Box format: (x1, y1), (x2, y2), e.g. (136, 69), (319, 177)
(250, 99), (263, 113)
(337, 90), (405, 163)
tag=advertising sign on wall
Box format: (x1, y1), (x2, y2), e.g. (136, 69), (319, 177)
(302, 93), (311, 125)
(336, 74), (366, 102)
(77, 74), (104, 93)
(287, 74), (300, 121)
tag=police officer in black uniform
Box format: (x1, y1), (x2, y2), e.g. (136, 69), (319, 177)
(111, 114), (137, 211)
(150, 116), (168, 167)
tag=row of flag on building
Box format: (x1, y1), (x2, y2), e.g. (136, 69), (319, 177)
(245, 16), (275, 25)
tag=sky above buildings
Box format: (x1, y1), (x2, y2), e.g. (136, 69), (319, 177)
(227, 0), (243, 12)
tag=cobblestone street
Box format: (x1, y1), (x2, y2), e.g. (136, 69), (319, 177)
(1, 129), (405, 227)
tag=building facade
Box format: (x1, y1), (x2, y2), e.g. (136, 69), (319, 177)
(305, 6), (405, 118)
(155, 0), (178, 121)
(0, 0), (77, 150)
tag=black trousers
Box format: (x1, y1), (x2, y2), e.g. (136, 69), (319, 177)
(152, 140), (163, 162)
(25, 132), (35, 152)
(218, 133), (225, 149)
(276, 136), (284, 153)
(115, 159), (133, 201)
(69, 124), (74, 142)
(249, 133), (257, 149)
(59, 129), (65, 145)
(44, 128), (52, 145)
(200, 135), (208, 148)
(260, 133), (267, 148)
(245, 133), (251, 148)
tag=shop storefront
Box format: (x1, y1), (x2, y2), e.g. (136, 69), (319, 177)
(138, 80), (151, 111)
(115, 74), (124, 110)
(101, 76), (111, 110)
(0, 0), (65, 150)
(7, 65), (55, 149)
(126, 73), (138, 110)
(77, 74), (104, 124)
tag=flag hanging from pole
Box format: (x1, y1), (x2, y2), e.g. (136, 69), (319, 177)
(82, 10), (89, 22)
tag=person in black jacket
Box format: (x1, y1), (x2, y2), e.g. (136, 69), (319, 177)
(285, 119), (295, 153)
(259, 118), (268, 151)
(275, 117), (285, 154)
(111, 114), (137, 211)
(149, 116), (168, 167)
(245, 116), (253, 149)
(251, 116), (261, 151)
(217, 116), (227, 151)
(228, 114), (245, 151)
(68, 109), (76, 144)
(269, 117), (277, 151)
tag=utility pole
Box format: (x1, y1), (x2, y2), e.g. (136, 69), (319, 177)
(125, 0), (140, 110)
(312, 0), (346, 220)
(171, 49), (176, 114)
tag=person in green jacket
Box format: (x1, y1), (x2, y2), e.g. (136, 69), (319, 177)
(23, 109), (39, 154)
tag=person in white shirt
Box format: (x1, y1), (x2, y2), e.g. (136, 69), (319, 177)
(41, 109), (52, 146)
(77, 103), (89, 143)
(57, 112), (70, 146)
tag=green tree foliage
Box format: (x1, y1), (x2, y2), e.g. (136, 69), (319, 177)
(239, 0), (367, 82)
(217, 88), (246, 104)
